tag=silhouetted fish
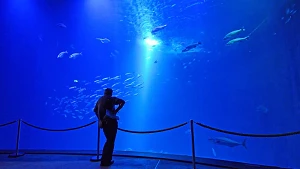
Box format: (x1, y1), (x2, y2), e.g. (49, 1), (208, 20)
(208, 137), (247, 149)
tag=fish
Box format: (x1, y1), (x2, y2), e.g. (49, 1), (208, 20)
(56, 23), (67, 28)
(212, 148), (216, 157)
(96, 38), (110, 43)
(124, 77), (134, 82)
(134, 82), (144, 88)
(110, 76), (121, 80)
(256, 105), (269, 113)
(208, 137), (247, 149)
(112, 82), (120, 87)
(285, 16), (292, 24)
(223, 28), (245, 40)
(38, 34), (43, 42)
(151, 25), (167, 34)
(102, 77), (110, 81)
(69, 52), (82, 59)
(226, 36), (249, 46)
(47, 73), (146, 120)
(57, 51), (68, 58)
(182, 42), (201, 53)
(47, 73), (193, 120)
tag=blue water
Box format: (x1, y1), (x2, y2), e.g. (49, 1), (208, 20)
(1, 0), (299, 168)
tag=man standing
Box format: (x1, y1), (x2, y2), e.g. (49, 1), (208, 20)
(93, 88), (125, 166)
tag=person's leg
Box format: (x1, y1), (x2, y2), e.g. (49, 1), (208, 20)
(101, 123), (110, 163)
(101, 119), (118, 165)
(106, 120), (118, 161)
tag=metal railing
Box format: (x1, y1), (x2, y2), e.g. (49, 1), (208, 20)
(0, 119), (299, 169)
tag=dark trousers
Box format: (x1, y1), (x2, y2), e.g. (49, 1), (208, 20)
(101, 118), (118, 163)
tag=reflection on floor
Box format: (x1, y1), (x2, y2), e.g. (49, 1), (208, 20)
(0, 150), (288, 169)
(0, 154), (220, 169)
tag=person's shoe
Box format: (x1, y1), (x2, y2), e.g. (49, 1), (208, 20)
(100, 160), (114, 166)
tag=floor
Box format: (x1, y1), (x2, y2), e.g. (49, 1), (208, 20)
(0, 154), (220, 169)
(0, 150), (288, 169)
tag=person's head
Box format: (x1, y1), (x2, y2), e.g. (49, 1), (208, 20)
(104, 88), (113, 96)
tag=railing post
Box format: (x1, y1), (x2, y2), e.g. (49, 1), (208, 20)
(190, 119), (196, 169)
(90, 122), (101, 162)
(8, 119), (24, 158)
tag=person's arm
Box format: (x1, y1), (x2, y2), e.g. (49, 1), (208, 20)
(113, 98), (125, 114)
(93, 100), (103, 128)
(93, 100), (100, 119)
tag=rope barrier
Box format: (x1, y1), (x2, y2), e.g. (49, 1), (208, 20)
(2, 118), (300, 169)
(0, 120), (17, 128)
(1, 119), (300, 137)
(194, 121), (300, 137)
(21, 120), (97, 132)
(117, 122), (188, 134)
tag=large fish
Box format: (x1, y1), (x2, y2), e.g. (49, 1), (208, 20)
(182, 42), (201, 52)
(226, 36), (249, 46)
(223, 28), (245, 40)
(57, 51), (68, 58)
(69, 52), (82, 59)
(209, 137), (247, 149)
(151, 24), (167, 34)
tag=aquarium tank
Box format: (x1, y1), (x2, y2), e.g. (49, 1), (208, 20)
(0, 0), (299, 168)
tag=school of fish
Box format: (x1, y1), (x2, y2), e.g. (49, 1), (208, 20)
(45, 72), (144, 120)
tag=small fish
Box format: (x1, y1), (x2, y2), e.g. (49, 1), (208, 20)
(89, 115), (96, 119)
(112, 82), (120, 87)
(291, 10), (297, 15)
(256, 105), (269, 113)
(102, 77), (110, 81)
(110, 76), (121, 80)
(185, 129), (191, 134)
(223, 28), (245, 40)
(69, 52), (82, 59)
(125, 82), (134, 88)
(47, 72), (148, 120)
(101, 83), (108, 87)
(38, 34), (43, 42)
(69, 86), (76, 89)
(212, 148), (216, 157)
(57, 51), (68, 58)
(96, 38), (110, 43)
(285, 16), (292, 24)
(209, 137), (247, 149)
(57, 23), (67, 28)
(94, 80), (102, 84)
(134, 82), (144, 88)
(226, 36), (249, 46)
(124, 77), (134, 82)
